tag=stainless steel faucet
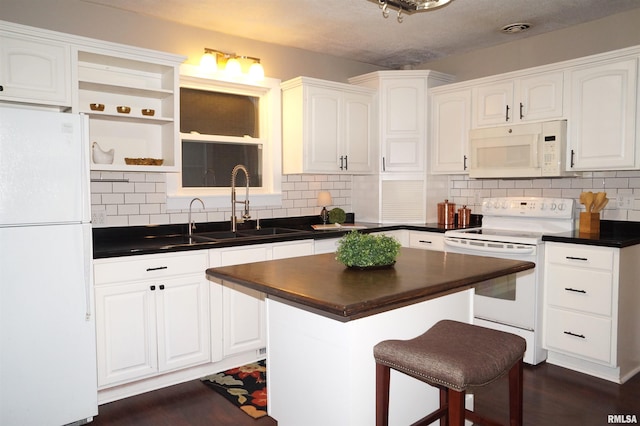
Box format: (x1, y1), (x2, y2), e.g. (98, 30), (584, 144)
(231, 165), (251, 232)
(188, 197), (205, 242)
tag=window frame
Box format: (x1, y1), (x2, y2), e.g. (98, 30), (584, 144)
(166, 64), (282, 210)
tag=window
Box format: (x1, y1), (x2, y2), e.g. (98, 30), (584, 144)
(166, 66), (282, 209)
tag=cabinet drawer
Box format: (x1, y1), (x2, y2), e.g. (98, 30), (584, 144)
(94, 252), (208, 285)
(545, 308), (612, 364)
(547, 244), (614, 270)
(409, 231), (444, 251)
(546, 264), (613, 316)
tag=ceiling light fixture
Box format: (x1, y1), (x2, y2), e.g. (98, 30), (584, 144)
(199, 48), (265, 80)
(374, 0), (453, 23)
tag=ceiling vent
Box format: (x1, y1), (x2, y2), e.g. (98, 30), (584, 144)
(501, 23), (532, 34)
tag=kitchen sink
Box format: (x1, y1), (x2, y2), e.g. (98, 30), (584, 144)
(190, 227), (310, 242)
(237, 227), (306, 236)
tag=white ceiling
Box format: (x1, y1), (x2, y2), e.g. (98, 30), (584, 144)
(82, 0), (640, 68)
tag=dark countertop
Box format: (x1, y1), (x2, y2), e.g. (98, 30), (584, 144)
(92, 215), (478, 259)
(542, 220), (640, 248)
(93, 215), (640, 258)
(205, 247), (535, 322)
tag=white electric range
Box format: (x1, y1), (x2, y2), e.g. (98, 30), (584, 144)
(444, 197), (574, 365)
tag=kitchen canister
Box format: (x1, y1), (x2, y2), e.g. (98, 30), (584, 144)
(457, 205), (471, 227)
(437, 199), (456, 225)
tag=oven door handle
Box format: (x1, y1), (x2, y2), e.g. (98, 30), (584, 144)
(444, 238), (536, 255)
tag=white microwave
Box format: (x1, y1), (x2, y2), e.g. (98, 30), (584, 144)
(468, 120), (568, 178)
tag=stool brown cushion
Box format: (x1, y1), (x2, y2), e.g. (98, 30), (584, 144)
(373, 320), (526, 392)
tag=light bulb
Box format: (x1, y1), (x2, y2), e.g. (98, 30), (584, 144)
(249, 62), (265, 80)
(225, 57), (242, 76)
(199, 52), (217, 73)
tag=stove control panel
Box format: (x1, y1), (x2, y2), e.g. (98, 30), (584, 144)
(481, 197), (574, 218)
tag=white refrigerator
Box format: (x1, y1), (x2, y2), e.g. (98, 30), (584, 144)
(0, 106), (98, 425)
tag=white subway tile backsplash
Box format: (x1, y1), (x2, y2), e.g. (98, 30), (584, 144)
(91, 169), (640, 228)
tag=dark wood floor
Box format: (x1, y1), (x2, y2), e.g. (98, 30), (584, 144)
(92, 362), (639, 425)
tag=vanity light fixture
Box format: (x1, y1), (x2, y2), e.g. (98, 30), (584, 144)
(373, 0), (453, 23)
(200, 48), (265, 80)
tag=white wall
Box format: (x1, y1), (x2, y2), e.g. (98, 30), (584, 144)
(415, 9), (640, 82)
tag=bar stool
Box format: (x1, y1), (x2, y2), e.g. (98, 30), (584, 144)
(374, 320), (526, 426)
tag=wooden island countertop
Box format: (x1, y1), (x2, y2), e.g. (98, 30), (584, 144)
(205, 247), (534, 322)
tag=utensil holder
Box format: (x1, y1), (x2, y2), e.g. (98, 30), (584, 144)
(579, 212), (600, 234)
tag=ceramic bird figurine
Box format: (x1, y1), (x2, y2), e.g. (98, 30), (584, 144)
(92, 141), (114, 164)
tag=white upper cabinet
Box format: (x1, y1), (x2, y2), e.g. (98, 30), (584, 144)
(430, 88), (472, 174)
(0, 30), (71, 106)
(473, 71), (564, 126)
(567, 57), (638, 171)
(350, 70), (454, 173)
(282, 77), (376, 174)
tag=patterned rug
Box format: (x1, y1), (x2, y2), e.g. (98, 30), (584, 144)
(200, 360), (268, 419)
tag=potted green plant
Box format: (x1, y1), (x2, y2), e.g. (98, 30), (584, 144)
(335, 231), (401, 269)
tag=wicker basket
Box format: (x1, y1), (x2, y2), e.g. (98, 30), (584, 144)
(124, 157), (164, 166)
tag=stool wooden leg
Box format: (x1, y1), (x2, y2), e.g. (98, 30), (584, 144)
(508, 358), (524, 426)
(439, 388), (448, 426)
(447, 389), (465, 426)
(376, 362), (390, 426)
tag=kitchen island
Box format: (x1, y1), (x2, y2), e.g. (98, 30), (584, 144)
(206, 248), (534, 425)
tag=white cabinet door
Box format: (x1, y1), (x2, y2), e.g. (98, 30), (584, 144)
(307, 85), (342, 172)
(156, 274), (211, 372)
(518, 72), (565, 122)
(217, 245), (269, 358)
(343, 91), (376, 173)
(568, 58), (638, 170)
(431, 89), (471, 174)
(222, 282), (266, 357)
(474, 81), (514, 126)
(380, 77), (426, 172)
(0, 31), (70, 106)
(96, 281), (158, 387)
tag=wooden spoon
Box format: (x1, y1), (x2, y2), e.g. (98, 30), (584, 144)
(593, 192), (606, 212)
(584, 191), (594, 212)
(580, 192), (587, 207)
(593, 198), (609, 213)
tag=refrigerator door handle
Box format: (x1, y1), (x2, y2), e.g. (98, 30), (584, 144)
(83, 224), (93, 321)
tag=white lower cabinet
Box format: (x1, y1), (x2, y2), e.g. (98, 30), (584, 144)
(543, 242), (640, 383)
(94, 251), (210, 388)
(210, 240), (314, 359)
(408, 230), (444, 251)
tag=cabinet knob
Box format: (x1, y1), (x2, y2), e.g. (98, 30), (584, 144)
(159, 284), (165, 290)
(150, 285), (156, 290)
(0, 85), (3, 92)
